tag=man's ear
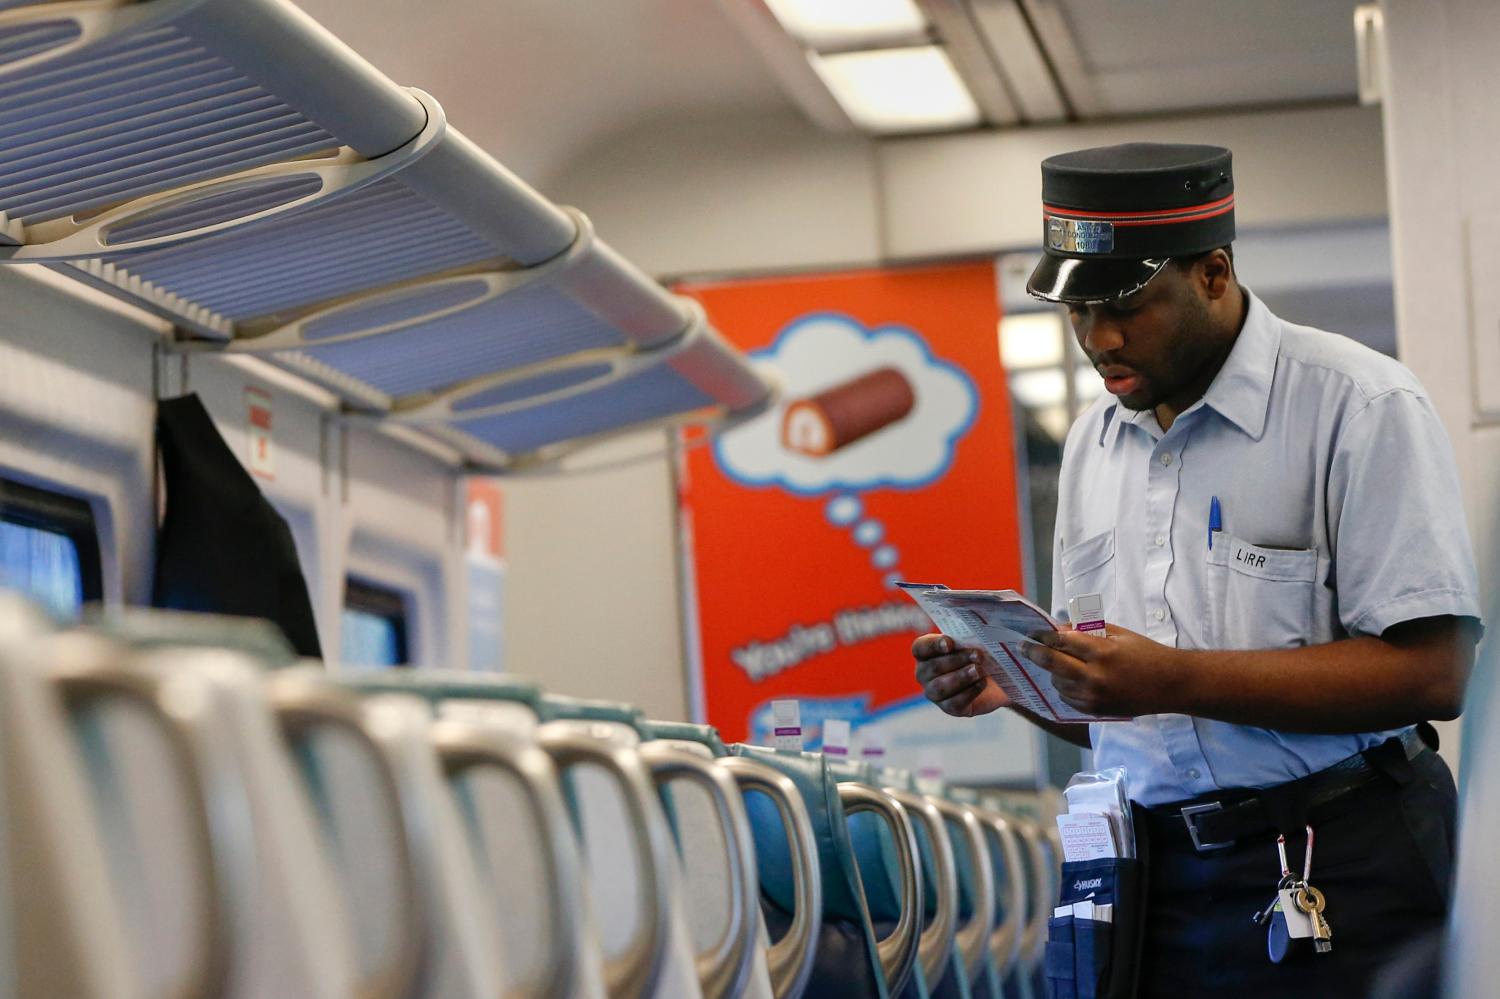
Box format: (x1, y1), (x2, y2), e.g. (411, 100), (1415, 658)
(1200, 249), (1233, 301)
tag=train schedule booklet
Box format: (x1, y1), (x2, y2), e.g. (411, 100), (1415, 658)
(896, 582), (1127, 723)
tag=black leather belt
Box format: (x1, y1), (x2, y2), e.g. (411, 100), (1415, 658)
(1145, 728), (1429, 853)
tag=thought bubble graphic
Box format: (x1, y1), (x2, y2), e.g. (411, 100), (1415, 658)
(716, 313), (978, 496)
(820, 495), (904, 586)
(826, 495), (862, 526)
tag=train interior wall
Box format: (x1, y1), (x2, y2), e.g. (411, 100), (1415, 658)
(4, 2), (1500, 995)
(0, 18), (1492, 759)
(0, 117), (1428, 738)
(0, 262), (694, 717)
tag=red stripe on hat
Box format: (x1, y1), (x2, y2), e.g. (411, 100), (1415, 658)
(1110, 202), (1235, 227)
(1043, 193), (1234, 222)
(1041, 202), (1235, 230)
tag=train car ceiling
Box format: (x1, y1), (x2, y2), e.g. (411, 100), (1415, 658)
(720, 0), (1363, 134)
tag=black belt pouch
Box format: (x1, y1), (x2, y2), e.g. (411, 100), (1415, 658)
(1044, 802), (1151, 999)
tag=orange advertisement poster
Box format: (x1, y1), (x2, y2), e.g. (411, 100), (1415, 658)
(464, 477), (506, 672)
(678, 263), (1033, 781)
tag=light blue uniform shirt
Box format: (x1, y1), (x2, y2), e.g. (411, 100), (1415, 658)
(1050, 290), (1482, 806)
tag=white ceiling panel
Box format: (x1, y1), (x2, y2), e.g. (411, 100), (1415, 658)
(291, 0), (796, 190)
(280, 1), (1376, 173)
(1051, 0), (1362, 116)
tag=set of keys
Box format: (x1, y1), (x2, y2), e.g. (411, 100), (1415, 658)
(1250, 825), (1332, 960)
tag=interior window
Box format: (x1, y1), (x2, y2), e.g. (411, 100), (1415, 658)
(0, 478), (103, 621)
(341, 577), (410, 668)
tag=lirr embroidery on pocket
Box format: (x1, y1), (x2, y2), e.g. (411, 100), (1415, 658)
(1228, 538), (1318, 583)
(1231, 540), (1269, 571)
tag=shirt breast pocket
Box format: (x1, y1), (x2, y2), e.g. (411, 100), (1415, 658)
(1061, 529), (1116, 619)
(1206, 535), (1318, 649)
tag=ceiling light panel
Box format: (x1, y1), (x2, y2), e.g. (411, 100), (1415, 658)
(1008, 368), (1066, 409)
(763, 0), (929, 49)
(967, 0), (1069, 122)
(999, 312), (1065, 370)
(811, 46), (981, 133)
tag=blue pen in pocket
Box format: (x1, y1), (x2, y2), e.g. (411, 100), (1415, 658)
(1209, 496), (1222, 550)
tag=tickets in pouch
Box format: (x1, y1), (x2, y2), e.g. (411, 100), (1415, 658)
(1057, 811), (1120, 862)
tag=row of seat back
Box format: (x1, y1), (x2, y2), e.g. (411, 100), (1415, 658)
(967, 792), (1062, 999)
(0, 597), (1062, 999)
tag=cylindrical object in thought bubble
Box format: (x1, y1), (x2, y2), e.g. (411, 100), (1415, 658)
(781, 366), (916, 457)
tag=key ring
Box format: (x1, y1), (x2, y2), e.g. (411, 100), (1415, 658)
(1295, 883), (1326, 913)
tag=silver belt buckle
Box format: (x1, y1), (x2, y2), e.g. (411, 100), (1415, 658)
(1180, 802), (1234, 852)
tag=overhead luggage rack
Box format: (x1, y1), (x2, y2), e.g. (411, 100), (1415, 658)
(420, 325), (777, 473)
(0, 0), (439, 258)
(0, 0), (775, 471)
(218, 210), (696, 407)
(69, 128), (579, 341)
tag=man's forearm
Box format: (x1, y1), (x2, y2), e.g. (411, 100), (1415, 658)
(1007, 703), (1092, 748)
(1173, 618), (1473, 732)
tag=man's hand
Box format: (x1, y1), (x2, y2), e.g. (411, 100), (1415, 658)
(1017, 615), (1476, 732)
(913, 633), (1010, 717)
(1021, 623), (1184, 718)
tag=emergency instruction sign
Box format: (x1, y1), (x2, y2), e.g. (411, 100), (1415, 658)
(246, 386), (274, 480)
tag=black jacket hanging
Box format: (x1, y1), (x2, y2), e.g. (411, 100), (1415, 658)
(151, 393), (323, 658)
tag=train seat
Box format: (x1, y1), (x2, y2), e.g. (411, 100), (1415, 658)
(333, 672), (615, 999)
(978, 801), (1058, 999)
(840, 761), (959, 999)
(60, 624), (360, 999)
(537, 695), (739, 999)
(875, 770), (999, 999)
(731, 745), (922, 999)
(643, 720), (823, 999)
(270, 669), (524, 999)
(931, 797), (999, 997)
(947, 789), (1028, 994)
(0, 598), (141, 999)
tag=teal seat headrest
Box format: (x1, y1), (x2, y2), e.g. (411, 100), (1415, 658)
(642, 720), (729, 756)
(333, 671), (543, 711)
(538, 694), (648, 735)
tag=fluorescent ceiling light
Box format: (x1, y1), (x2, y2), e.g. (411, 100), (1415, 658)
(1074, 364), (1104, 403)
(1010, 362), (1105, 411)
(1008, 368), (1066, 409)
(1000, 313), (1065, 370)
(763, 0), (928, 49)
(812, 46), (981, 134)
(1035, 404), (1071, 442)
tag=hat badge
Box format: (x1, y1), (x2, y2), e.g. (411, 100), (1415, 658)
(1046, 215), (1115, 254)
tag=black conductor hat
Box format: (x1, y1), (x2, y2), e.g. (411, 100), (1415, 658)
(1026, 143), (1235, 304)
